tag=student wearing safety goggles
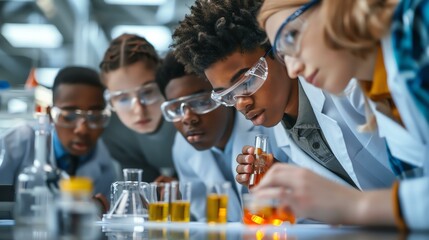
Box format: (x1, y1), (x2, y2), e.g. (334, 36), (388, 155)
(156, 52), (273, 222)
(0, 66), (119, 202)
(99, 34), (177, 182)
(172, 0), (394, 193)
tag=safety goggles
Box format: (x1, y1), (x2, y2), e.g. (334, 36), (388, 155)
(161, 92), (220, 122)
(273, 0), (319, 62)
(104, 83), (164, 112)
(50, 106), (111, 129)
(210, 50), (270, 107)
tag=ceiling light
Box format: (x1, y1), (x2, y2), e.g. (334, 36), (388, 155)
(35, 68), (60, 88)
(104, 0), (167, 5)
(1, 23), (63, 48)
(111, 25), (171, 51)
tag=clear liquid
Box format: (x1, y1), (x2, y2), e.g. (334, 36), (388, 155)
(15, 188), (50, 226)
(56, 203), (98, 238)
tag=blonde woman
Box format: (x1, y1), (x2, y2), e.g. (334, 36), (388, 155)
(253, 0), (429, 230)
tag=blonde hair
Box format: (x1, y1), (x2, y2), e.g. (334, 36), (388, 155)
(258, 0), (309, 29)
(259, 0), (397, 58)
(321, 0), (398, 58)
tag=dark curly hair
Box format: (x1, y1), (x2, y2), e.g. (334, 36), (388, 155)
(156, 51), (189, 97)
(99, 33), (160, 82)
(171, 0), (270, 75)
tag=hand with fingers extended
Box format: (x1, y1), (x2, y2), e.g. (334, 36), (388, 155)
(250, 163), (393, 226)
(235, 145), (275, 188)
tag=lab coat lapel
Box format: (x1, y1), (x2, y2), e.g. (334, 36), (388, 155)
(298, 78), (360, 188)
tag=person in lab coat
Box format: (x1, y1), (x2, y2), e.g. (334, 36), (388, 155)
(0, 66), (118, 202)
(253, 0), (429, 230)
(156, 51), (274, 222)
(171, 0), (395, 191)
(100, 34), (177, 182)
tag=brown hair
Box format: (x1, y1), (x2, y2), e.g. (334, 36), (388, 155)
(99, 33), (160, 81)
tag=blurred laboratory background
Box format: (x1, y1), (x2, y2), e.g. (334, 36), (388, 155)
(0, 0), (194, 132)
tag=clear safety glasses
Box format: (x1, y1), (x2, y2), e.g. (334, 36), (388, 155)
(104, 83), (164, 112)
(210, 52), (270, 107)
(161, 92), (220, 122)
(273, 0), (319, 63)
(50, 106), (111, 129)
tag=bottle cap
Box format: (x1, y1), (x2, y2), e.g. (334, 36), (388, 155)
(60, 177), (93, 193)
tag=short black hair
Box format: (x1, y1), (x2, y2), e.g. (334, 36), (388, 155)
(172, 0), (270, 75)
(52, 66), (104, 103)
(156, 51), (188, 97)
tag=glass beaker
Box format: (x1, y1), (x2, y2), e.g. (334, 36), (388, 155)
(103, 168), (149, 223)
(242, 193), (295, 226)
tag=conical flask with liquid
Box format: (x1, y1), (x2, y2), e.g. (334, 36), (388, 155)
(103, 168), (149, 223)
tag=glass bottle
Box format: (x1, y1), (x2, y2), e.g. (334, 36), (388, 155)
(249, 134), (269, 188)
(14, 114), (54, 226)
(55, 177), (98, 239)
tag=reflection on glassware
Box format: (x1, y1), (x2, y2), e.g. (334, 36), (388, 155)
(242, 193), (295, 226)
(207, 230), (227, 240)
(14, 114), (55, 227)
(0, 139), (5, 168)
(56, 177), (99, 239)
(170, 181), (191, 222)
(168, 228), (190, 240)
(103, 168), (149, 223)
(206, 182), (230, 224)
(242, 229), (288, 240)
(249, 134), (269, 188)
(147, 182), (170, 222)
(148, 228), (167, 239)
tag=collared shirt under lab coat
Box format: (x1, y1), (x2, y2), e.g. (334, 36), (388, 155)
(0, 123), (119, 198)
(270, 78), (396, 190)
(172, 111), (272, 222)
(375, 35), (429, 230)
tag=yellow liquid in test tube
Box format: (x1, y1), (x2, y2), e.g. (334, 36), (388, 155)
(206, 194), (228, 224)
(149, 202), (169, 222)
(171, 201), (191, 222)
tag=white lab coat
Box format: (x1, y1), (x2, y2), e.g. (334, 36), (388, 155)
(172, 111), (272, 222)
(270, 78), (396, 190)
(0, 124), (120, 198)
(376, 35), (429, 230)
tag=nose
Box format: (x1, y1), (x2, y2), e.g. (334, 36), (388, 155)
(284, 55), (304, 79)
(73, 118), (90, 135)
(131, 97), (146, 115)
(181, 105), (199, 126)
(234, 96), (253, 114)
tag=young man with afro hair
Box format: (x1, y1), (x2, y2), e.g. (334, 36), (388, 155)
(172, 0), (395, 193)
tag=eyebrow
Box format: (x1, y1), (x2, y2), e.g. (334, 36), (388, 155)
(213, 67), (249, 92)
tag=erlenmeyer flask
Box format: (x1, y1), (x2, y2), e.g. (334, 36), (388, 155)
(103, 168), (149, 223)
